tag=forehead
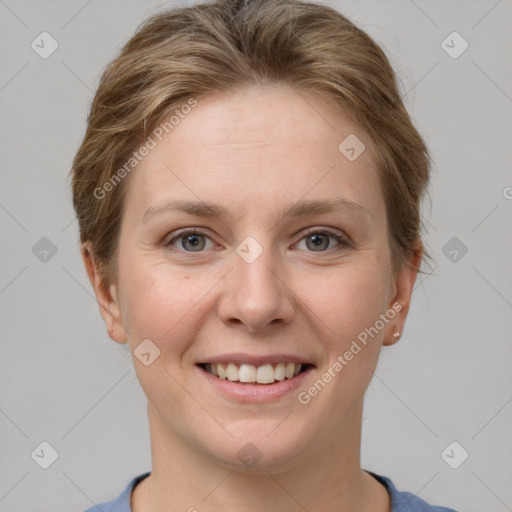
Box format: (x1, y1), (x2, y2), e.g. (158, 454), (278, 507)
(166, 84), (376, 154)
(123, 84), (385, 222)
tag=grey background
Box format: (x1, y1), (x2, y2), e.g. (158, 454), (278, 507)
(1, 0), (511, 511)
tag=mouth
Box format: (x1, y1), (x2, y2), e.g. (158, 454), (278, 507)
(197, 362), (315, 385)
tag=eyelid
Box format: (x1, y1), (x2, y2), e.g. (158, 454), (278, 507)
(298, 226), (351, 244)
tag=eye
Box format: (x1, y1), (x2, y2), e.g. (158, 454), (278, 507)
(164, 229), (215, 253)
(295, 228), (350, 252)
(164, 227), (351, 254)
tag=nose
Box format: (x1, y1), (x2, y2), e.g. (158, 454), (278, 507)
(217, 243), (295, 334)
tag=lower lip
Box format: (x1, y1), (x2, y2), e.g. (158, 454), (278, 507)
(196, 365), (314, 403)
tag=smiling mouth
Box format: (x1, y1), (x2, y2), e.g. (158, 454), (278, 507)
(197, 362), (314, 385)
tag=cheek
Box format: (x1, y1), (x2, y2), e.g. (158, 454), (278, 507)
(119, 257), (218, 347)
(308, 261), (390, 387)
(119, 264), (205, 396)
(308, 262), (390, 337)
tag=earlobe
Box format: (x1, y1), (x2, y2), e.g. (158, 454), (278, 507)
(383, 241), (423, 346)
(80, 242), (128, 344)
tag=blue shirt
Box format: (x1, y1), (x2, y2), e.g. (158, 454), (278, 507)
(83, 470), (458, 511)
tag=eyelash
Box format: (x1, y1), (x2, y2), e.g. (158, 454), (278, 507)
(164, 227), (351, 254)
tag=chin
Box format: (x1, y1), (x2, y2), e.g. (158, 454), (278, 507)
(200, 419), (315, 474)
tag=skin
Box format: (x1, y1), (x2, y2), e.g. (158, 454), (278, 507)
(83, 83), (422, 512)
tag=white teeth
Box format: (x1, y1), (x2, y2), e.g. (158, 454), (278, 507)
(285, 362), (296, 379)
(218, 363), (227, 379)
(274, 363), (286, 381)
(204, 362), (304, 384)
(256, 364), (275, 384)
(226, 363), (239, 381)
(239, 363), (256, 383)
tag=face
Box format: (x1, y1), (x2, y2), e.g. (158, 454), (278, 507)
(86, 84), (419, 473)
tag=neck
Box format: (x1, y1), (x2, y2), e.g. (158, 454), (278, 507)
(132, 400), (390, 512)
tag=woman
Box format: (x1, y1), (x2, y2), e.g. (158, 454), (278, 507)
(72, 0), (458, 510)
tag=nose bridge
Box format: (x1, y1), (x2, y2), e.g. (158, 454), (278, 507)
(217, 233), (295, 331)
(236, 236), (280, 298)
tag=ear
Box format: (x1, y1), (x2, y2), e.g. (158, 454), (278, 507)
(81, 242), (128, 344)
(382, 240), (423, 346)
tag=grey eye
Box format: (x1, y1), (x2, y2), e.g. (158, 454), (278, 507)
(305, 232), (331, 251)
(166, 230), (214, 252)
(180, 233), (206, 251)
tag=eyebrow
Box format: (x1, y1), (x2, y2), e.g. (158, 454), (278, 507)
(142, 197), (370, 223)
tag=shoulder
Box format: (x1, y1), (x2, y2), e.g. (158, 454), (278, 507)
(82, 472), (151, 512)
(366, 471), (459, 512)
(85, 470), (458, 512)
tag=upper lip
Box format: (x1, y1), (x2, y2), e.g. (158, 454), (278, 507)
(197, 353), (316, 367)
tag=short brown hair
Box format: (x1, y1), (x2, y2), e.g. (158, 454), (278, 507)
(70, 0), (431, 294)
